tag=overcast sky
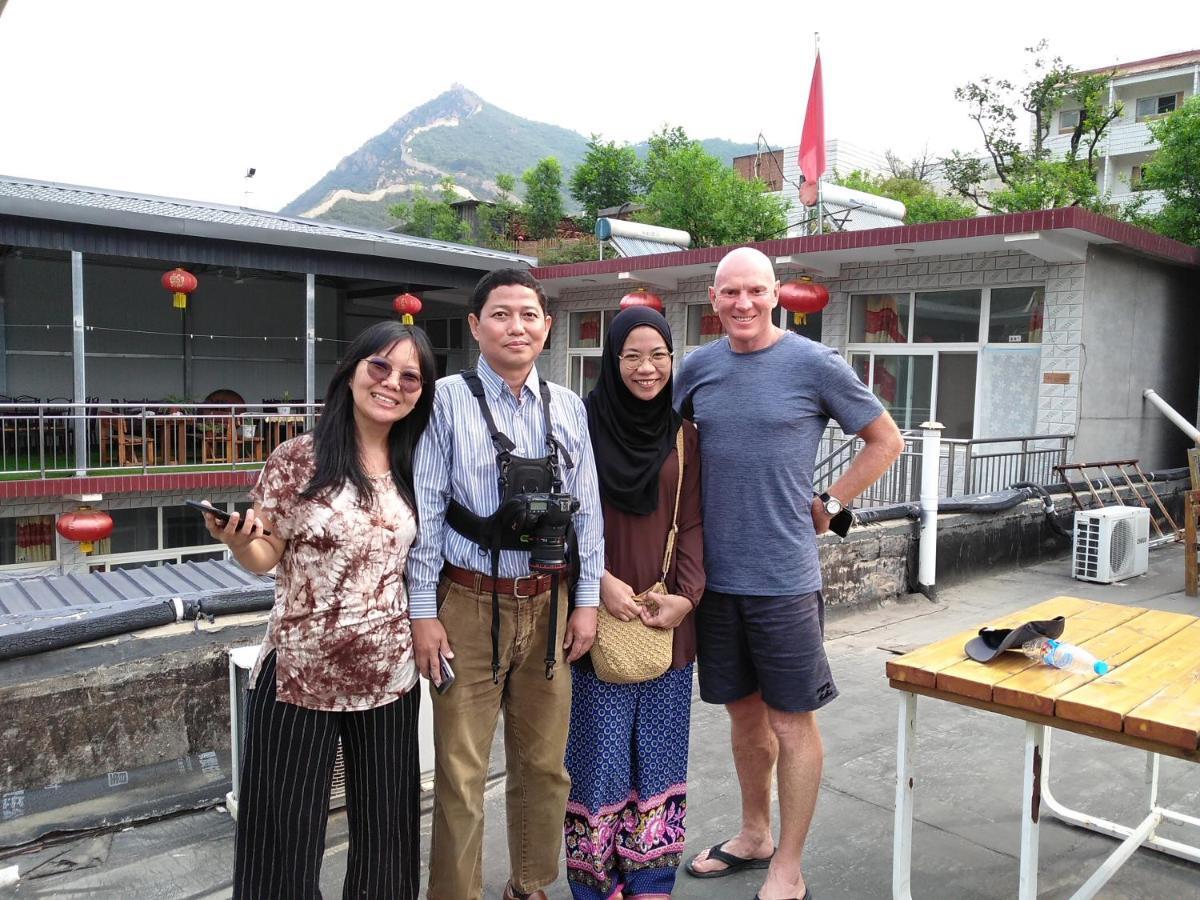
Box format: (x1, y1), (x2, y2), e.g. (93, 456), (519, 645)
(2, 0), (1197, 212)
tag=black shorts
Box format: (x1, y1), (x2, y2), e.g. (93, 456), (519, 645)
(695, 589), (838, 713)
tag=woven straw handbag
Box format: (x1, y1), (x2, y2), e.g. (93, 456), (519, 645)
(592, 427), (685, 685)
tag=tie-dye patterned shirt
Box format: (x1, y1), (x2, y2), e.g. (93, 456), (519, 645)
(247, 434), (418, 711)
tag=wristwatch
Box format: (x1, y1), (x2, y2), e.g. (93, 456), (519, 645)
(819, 492), (844, 516)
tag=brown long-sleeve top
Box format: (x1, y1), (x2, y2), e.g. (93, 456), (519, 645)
(589, 419), (705, 669)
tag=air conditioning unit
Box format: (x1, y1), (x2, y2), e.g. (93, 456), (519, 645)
(225, 644), (346, 819)
(1072, 506), (1150, 584)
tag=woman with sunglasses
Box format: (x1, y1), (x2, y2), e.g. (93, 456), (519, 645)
(203, 320), (436, 900)
(563, 307), (704, 900)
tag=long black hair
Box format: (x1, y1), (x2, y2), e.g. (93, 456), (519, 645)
(301, 321), (437, 515)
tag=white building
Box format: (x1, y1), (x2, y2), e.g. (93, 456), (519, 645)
(1047, 49), (1200, 213)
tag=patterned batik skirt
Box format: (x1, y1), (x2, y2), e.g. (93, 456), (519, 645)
(564, 662), (693, 899)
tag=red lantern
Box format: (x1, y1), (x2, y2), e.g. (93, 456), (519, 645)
(393, 293), (422, 325)
(56, 506), (114, 555)
(162, 268), (198, 310)
(619, 288), (664, 313)
(779, 279), (829, 326)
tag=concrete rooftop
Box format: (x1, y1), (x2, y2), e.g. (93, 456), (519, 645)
(2, 543), (1198, 899)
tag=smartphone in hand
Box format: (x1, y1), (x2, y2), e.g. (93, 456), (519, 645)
(434, 652), (456, 695)
(185, 500), (271, 536)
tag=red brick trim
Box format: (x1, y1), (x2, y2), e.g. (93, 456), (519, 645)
(531, 208), (1200, 281)
(0, 470), (258, 500)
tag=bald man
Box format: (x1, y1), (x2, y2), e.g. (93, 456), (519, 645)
(677, 247), (903, 900)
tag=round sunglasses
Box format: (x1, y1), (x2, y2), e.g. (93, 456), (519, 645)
(362, 357), (423, 394)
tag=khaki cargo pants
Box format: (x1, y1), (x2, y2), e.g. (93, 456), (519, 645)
(427, 577), (572, 900)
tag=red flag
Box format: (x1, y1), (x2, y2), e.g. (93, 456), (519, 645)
(799, 53), (825, 184)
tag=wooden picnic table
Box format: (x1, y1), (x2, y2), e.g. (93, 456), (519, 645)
(887, 596), (1199, 900)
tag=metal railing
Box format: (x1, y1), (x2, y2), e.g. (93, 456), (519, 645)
(0, 401), (323, 479)
(815, 430), (1074, 507)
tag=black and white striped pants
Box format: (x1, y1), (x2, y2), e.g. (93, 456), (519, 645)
(233, 650), (421, 899)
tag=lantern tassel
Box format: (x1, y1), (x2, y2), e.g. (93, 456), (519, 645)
(402, 313), (414, 325)
(80, 540), (94, 554)
(794, 311), (806, 325)
(173, 292), (187, 309)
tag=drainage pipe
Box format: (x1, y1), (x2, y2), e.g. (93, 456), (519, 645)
(917, 421), (944, 598)
(1143, 389), (1200, 443)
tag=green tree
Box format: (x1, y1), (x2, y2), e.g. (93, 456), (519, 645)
(1131, 96), (1200, 245)
(521, 158), (565, 239)
(834, 170), (977, 223)
(569, 136), (643, 225)
(476, 173), (523, 249)
(941, 41), (1120, 212)
(387, 177), (469, 243)
(640, 126), (788, 247)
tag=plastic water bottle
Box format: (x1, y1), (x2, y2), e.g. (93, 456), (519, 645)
(1022, 638), (1110, 676)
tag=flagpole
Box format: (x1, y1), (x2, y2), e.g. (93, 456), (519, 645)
(814, 33), (822, 236)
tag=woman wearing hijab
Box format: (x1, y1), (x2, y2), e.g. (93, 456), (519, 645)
(563, 306), (705, 900)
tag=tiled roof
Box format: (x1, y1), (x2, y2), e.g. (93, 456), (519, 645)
(532, 207), (1200, 280)
(0, 175), (531, 264)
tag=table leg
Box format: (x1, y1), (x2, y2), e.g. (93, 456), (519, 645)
(893, 691), (917, 900)
(1018, 722), (1044, 900)
(1041, 729), (1200, 868)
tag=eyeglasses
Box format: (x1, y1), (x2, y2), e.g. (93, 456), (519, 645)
(362, 357), (423, 393)
(618, 350), (673, 368)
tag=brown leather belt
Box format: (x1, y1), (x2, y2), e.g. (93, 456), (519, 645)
(442, 563), (552, 598)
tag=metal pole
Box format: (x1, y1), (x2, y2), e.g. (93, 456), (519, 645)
(305, 274), (316, 430)
(917, 420), (944, 597)
(1143, 388), (1200, 443)
(71, 251), (87, 476)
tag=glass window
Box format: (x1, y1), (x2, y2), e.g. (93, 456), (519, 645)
(1136, 94), (1178, 120)
(0, 515), (56, 565)
(1059, 109), (1082, 131)
(779, 307), (823, 342)
(105, 507), (159, 554)
(686, 305), (724, 346)
(569, 311), (603, 349)
(936, 353), (978, 439)
(163, 504), (215, 549)
(568, 355), (601, 397)
(912, 290), (981, 343)
(849, 294), (909, 343)
(448, 318), (464, 349)
(869, 355), (933, 431)
(988, 287), (1044, 344)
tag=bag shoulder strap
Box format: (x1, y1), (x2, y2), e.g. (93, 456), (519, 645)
(658, 425), (687, 581)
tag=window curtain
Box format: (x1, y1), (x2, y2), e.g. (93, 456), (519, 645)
(865, 295), (906, 343)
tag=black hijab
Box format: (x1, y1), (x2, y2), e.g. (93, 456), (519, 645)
(586, 306), (683, 515)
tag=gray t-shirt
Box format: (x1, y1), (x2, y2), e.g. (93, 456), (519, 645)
(676, 331), (884, 596)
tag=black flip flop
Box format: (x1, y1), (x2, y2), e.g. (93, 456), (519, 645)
(684, 840), (773, 879)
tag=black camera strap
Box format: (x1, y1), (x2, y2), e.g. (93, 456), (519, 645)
(449, 369), (570, 683)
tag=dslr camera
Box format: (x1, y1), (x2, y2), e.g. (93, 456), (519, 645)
(499, 492), (580, 572)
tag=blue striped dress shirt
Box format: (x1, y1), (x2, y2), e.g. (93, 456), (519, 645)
(408, 356), (603, 618)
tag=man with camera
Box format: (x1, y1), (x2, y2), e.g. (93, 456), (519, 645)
(677, 247), (903, 900)
(409, 268), (603, 900)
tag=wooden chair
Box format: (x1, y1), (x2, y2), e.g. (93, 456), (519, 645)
(99, 414), (156, 466)
(201, 416), (235, 464)
(234, 417), (265, 463)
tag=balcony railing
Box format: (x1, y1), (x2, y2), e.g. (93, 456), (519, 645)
(815, 431), (1074, 508)
(0, 402), (322, 480)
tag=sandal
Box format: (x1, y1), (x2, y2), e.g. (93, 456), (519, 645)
(684, 840), (773, 879)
